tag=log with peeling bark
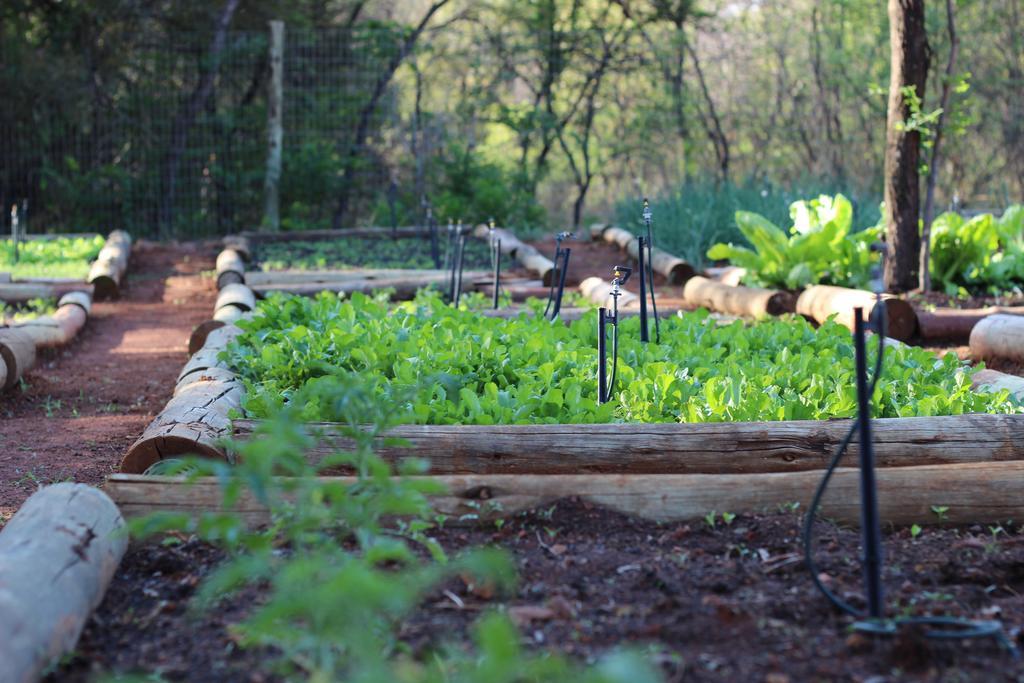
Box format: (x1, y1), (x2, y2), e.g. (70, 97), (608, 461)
(241, 226), (427, 243)
(0, 281), (93, 303)
(578, 277), (639, 309)
(703, 266), (747, 287)
(971, 369), (1024, 402)
(917, 306), (1024, 342)
(682, 276), (795, 318)
(471, 225), (555, 285)
(0, 483), (127, 683)
(969, 314), (1024, 362)
(188, 306), (249, 355)
(216, 248), (246, 288)
(105, 460), (1024, 527)
(9, 291), (92, 350)
(0, 328), (36, 390)
(592, 223), (695, 285)
(245, 268), (460, 286)
(795, 285), (918, 341)
(251, 272), (489, 299)
(121, 324), (245, 474)
(215, 282), (256, 313)
(222, 234), (252, 262)
(87, 230), (132, 300)
(232, 412), (1024, 476)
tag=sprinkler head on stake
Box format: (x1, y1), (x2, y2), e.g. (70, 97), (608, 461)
(642, 198), (652, 224)
(612, 265), (632, 290)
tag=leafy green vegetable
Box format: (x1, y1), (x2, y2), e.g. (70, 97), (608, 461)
(0, 235), (105, 279)
(929, 205), (1024, 295)
(224, 291), (1016, 425)
(707, 194), (880, 290)
(1, 297), (57, 323)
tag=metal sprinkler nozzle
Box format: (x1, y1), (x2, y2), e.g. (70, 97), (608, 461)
(642, 198), (652, 225)
(612, 265), (632, 291)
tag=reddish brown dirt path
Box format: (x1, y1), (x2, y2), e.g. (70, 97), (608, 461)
(0, 242), (217, 520)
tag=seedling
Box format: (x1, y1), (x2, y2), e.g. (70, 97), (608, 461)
(931, 505), (950, 521)
(704, 511), (717, 528)
(910, 524), (922, 539)
(722, 512), (736, 525)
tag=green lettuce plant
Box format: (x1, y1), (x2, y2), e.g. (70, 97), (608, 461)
(222, 291), (1017, 425)
(706, 194), (880, 290)
(929, 205), (1024, 295)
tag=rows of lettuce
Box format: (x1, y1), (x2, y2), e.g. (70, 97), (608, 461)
(709, 195), (1024, 296)
(223, 292), (1018, 426)
(0, 234), (105, 279)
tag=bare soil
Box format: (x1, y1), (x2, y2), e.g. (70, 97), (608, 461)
(0, 241), (217, 521)
(52, 501), (1024, 682)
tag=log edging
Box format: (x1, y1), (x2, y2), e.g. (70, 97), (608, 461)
(105, 460), (1024, 527)
(87, 230), (132, 300)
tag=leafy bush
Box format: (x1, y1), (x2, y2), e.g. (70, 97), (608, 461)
(131, 375), (659, 682)
(615, 180), (880, 269)
(929, 205), (1024, 295)
(223, 291), (1016, 425)
(706, 194), (880, 290)
(0, 234), (104, 279)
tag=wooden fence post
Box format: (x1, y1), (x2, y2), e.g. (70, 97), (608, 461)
(263, 20), (284, 232)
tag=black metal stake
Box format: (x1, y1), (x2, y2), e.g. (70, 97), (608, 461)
(854, 307), (884, 619)
(642, 199), (661, 344)
(638, 235), (649, 342)
(550, 248), (571, 320)
(428, 207), (440, 269)
(492, 238), (502, 310)
(453, 231), (467, 307)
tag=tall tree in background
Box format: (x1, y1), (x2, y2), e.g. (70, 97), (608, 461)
(883, 0), (930, 292)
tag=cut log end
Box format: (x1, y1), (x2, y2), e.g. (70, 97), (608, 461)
(188, 320), (227, 356)
(120, 426), (229, 474)
(667, 262), (697, 286)
(88, 274), (120, 301)
(0, 329), (36, 390)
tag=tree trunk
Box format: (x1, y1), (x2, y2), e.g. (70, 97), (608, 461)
(920, 0), (959, 292)
(262, 20), (285, 232)
(883, 0), (930, 292)
(157, 0), (241, 237)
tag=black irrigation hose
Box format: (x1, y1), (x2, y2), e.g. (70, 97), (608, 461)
(801, 302), (1018, 656)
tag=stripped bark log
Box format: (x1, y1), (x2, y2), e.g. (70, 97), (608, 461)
(0, 483), (127, 683)
(215, 282), (256, 313)
(252, 272), (489, 299)
(232, 412), (1024, 476)
(969, 314), (1024, 362)
(796, 285), (918, 341)
(242, 227), (427, 243)
(216, 248), (246, 288)
(682, 276), (795, 318)
(10, 292), (92, 350)
(187, 306), (248, 355)
(918, 306), (1024, 342)
(222, 235), (252, 262)
(245, 268), (454, 286)
(0, 282), (93, 303)
(105, 461), (1024, 527)
(471, 225), (555, 285)
(971, 369), (1024, 402)
(597, 224), (695, 284)
(121, 324), (244, 473)
(0, 328), (36, 390)
(579, 277), (639, 308)
(87, 230), (132, 299)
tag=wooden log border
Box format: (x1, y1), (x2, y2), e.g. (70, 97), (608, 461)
(589, 223), (696, 285)
(471, 225), (555, 286)
(106, 460), (1024, 527)
(87, 230), (132, 300)
(232, 412), (1024, 476)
